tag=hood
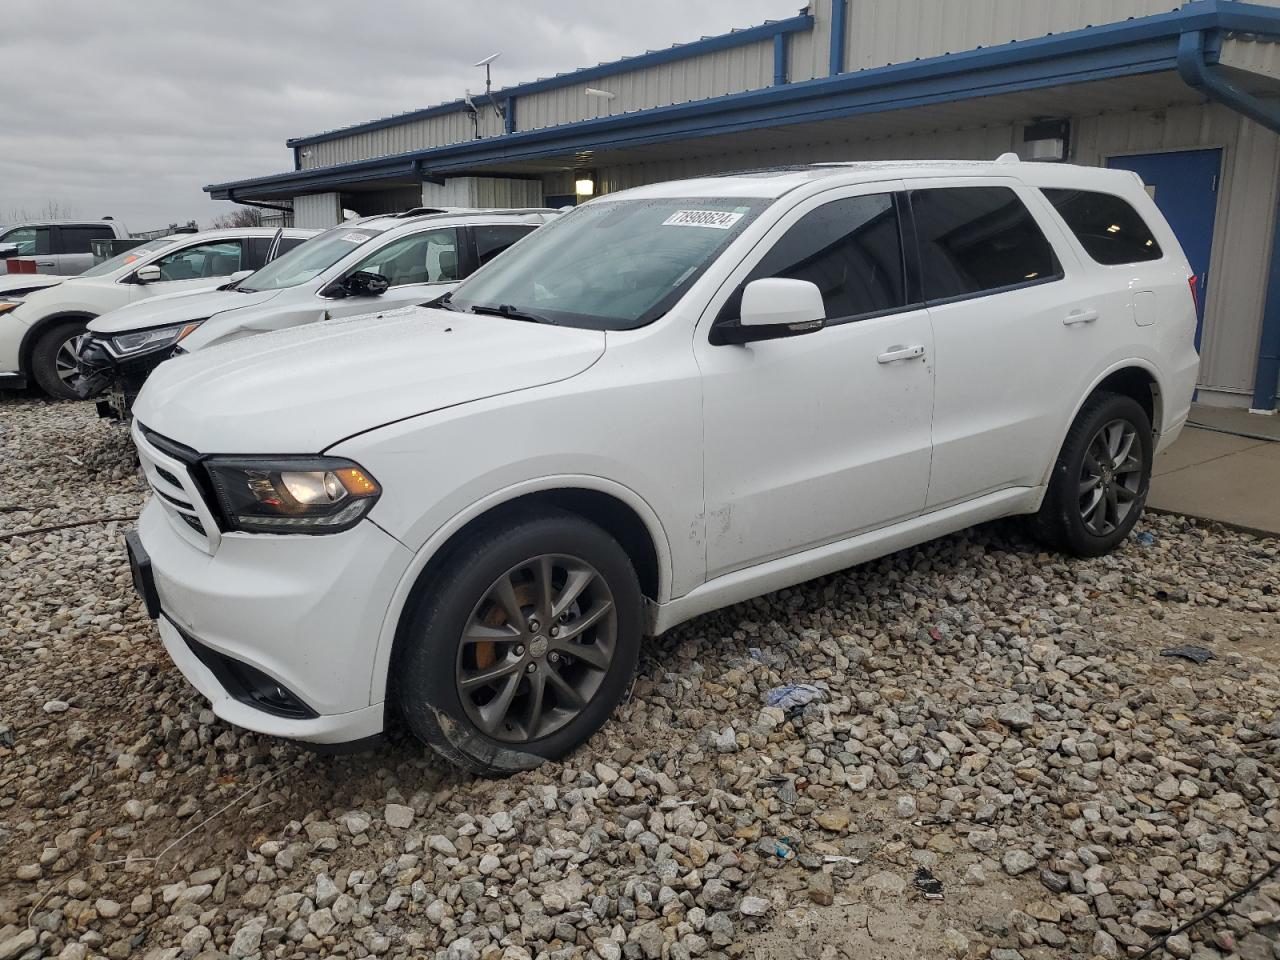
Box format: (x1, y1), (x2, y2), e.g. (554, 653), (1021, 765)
(132, 306), (606, 453)
(88, 287), (283, 335)
(0, 273), (62, 297)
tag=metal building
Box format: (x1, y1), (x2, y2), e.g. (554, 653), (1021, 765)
(208, 0), (1280, 412)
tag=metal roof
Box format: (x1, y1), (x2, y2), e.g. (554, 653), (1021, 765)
(207, 0), (1280, 203)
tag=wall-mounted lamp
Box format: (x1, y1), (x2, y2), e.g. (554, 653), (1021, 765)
(575, 175), (596, 197)
(1022, 118), (1070, 162)
(584, 87), (616, 100)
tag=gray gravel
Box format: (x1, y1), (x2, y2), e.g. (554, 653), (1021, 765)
(2, 395), (1279, 960)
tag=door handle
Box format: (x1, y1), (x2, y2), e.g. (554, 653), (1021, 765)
(1063, 308), (1099, 326)
(877, 344), (926, 364)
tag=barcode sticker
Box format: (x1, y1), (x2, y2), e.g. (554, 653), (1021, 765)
(662, 210), (744, 230)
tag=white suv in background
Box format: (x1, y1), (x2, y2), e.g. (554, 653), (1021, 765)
(127, 159), (1198, 774)
(76, 208), (557, 417)
(0, 227), (314, 397)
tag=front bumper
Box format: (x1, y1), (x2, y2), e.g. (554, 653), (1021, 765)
(136, 496), (413, 744)
(76, 334), (174, 416)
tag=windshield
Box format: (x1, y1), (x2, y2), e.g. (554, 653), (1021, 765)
(81, 238), (175, 278)
(238, 226), (380, 291)
(448, 197), (768, 329)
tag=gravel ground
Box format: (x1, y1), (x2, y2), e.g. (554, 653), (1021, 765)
(1, 394), (1279, 960)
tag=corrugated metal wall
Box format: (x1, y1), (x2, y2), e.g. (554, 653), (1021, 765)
(302, 110), (504, 169)
(586, 102), (1280, 399)
(420, 177), (543, 208)
(293, 193), (342, 229)
(517, 40), (776, 131)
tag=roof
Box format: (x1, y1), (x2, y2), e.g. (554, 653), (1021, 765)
(284, 14), (814, 149)
(349, 207), (560, 232)
(596, 158), (1147, 201)
(208, 0), (1280, 202)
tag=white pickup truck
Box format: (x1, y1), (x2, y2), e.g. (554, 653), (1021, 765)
(0, 218), (131, 275)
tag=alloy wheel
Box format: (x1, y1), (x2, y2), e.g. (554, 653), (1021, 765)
(455, 553), (617, 743)
(1078, 418), (1143, 536)
(55, 333), (87, 388)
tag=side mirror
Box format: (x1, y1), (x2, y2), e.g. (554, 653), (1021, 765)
(712, 278), (826, 346)
(134, 264), (162, 283)
(338, 270), (390, 297)
(218, 269), (253, 291)
(0, 244), (17, 260)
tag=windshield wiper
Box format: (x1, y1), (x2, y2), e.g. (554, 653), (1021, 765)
(429, 291), (461, 311)
(468, 302), (551, 324)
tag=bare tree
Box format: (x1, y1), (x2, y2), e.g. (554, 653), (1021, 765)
(4, 199), (79, 222)
(212, 206), (265, 229)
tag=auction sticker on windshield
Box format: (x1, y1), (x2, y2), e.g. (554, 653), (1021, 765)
(662, 210), (744, 230)
(340, 233), (369, 243)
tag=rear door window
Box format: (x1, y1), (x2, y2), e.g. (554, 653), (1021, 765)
(57, 225), (115, 254)
(719, 192), (910, 325)
(909, 186), (1062, 302)
(1041, 188), (1163, 264)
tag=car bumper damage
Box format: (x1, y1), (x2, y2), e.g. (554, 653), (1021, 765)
(75, 334), (176, 417)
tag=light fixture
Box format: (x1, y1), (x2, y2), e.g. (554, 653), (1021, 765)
(584, 87), (616, 100)
(575, 175), (596, 197)
(1022, 118), (1070, 162)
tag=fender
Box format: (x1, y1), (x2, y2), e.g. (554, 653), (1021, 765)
(1037, 355), (1167, 490)
(19, 310), (97, 377)
(365, 473), (674, 706)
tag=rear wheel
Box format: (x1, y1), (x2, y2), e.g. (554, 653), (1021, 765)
(1030, 391), (1153, 556)
(395, 508), (642, 776)
(31, 319), (90, 399)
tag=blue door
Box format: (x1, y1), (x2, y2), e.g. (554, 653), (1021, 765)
(1107, 149), (1221, 350)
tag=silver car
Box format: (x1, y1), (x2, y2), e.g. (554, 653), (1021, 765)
(78, 207), (558, 416)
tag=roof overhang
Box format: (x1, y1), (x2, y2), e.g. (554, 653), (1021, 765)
(208, 0), (1280, 203)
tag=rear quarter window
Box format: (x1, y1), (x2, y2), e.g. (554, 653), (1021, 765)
(1041, 188), (1163, 265)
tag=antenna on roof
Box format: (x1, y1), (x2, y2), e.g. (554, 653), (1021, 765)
(473, 53), (506, 127)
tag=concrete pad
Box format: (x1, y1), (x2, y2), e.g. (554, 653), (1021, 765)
(1188, 402), (1280, 440)
(1154, 428), (1263, 477)
(1148, 431), (1280, 536)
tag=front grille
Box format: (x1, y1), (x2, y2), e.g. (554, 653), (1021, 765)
(133, 422), (220, 553)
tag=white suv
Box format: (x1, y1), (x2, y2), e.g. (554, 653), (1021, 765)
(126, 159), (1199, 774)
(0, 227), (314, 398)
(76, 208), (557, 417)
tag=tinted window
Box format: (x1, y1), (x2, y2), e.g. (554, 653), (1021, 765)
(278, 236), (307, 255)
(354, 228), (459, 286)
(1, 226), (52, 256)
(154, 241), (243, 281)
(1042, 188), (1162, 265)
(59, 225), (115, 254)
(910, 187), (1061, 301)
(722, 193), (907, 323)
(474, 224), (537, 266)
(245, 237), (272, 270)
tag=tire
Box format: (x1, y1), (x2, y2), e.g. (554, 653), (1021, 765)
(1030, 391), (1153, 557)
(394, 507), (643, 776)
(31, 319), (90, 400)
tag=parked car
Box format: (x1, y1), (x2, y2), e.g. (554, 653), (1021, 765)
(0, 218), (130, 275)
(125, 159), (1199, 773)
(0, 227), (315, 397)
(77, 208), (557, 417)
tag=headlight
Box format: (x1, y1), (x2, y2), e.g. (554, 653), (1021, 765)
(109, 321), (204, 357)
(0, 301), (21, 316)
(205, 457), (381, 534)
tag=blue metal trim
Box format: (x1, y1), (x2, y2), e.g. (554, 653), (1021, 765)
(285, 14), (814, 148)
(505, 98), (516, 135)
(1254, 194), (1280, 410)
(830, 0), (848, 76)
(774, 32), (788, 86)
(209, 0), (1280, 199)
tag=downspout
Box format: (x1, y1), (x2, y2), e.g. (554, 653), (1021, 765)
(1177, 29), (1280, 410)
(829, 0), (848, 77)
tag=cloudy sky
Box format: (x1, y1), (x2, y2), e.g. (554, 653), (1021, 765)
(0, 1), (793, 231)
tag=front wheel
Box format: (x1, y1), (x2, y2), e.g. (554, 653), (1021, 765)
(1030, 391), (1154, 557)
(31, 319), (90, 399)
(395, 508), (643, 776)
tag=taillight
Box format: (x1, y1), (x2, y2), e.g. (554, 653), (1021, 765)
(1188, 275), (1199, 313)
